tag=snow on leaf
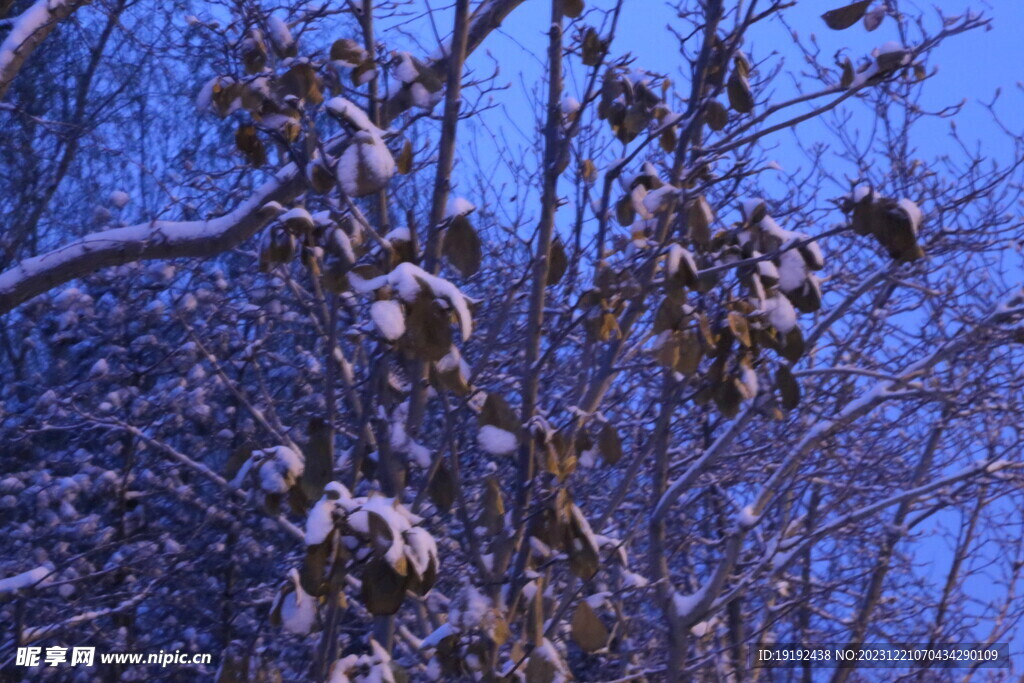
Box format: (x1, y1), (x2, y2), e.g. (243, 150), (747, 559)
(255, 445), (304, 494)
(386, 262), (472, 341)
(897, 198), (923, 233)
(337, 131), (396, 198)
(445, 197), (475, 218)
(370, 300), (405, 340)
(326, 97), (382, 134)
(477, 425), (518, 456)
(763, 294), (798, 334)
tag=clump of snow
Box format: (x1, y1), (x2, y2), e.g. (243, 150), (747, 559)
(249, 445), (304, 494)
(419, 622), (457, 650)
(777, 249), (807, 292)
(305, 483), (353, 545)
(852, 184), (876, 203)
(338, 494), (437, 575)
(404, 527), (438, 577)
(337, 131), (395, 198)
(445, 197), (475, 218)
(394, 52), (418, 83)
(409, 82), (433, 108)
(530, 639), (568, 680)
(740, 198), (765, 221)
(384, 227), (411, 242)
(738, 505), (759, 528)
(757, 259), (779, 282)
(897, 198), (922, 233)
(266, 15), (294, 55)
(326, 97), (382, 134)
(477, 425), (517, 456)
(279, 207), (314, 229)
(665, 244), (697, 279)
(621, 570), (649, 589)
(643, 186), (680, 215)
(389, 403), (432, 468)
(387, 262), (473, 340)
(877, 40), (905, 56)
(327, 227), (356, 264)
(109, 190), (130, 209)
(763, 294), (797, 334)
(370, 300), (406, 340)
(195, 75), (239, 115)
(280, 570), (316, 634)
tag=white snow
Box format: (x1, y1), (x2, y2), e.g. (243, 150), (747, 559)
(0, 565), (52, 595)
(877, 40), (905, 55)
(672, 587), (705, 619)
(643, 186), (679, 215)
(305, 484), (351, 545)
(898, 198), (922, 233)
(279, 207), (313, 229)
(852, 184), (876, 203)
(621, 570), (649, 589)
(738, 505), (758, 527)
(281, 580), (316, 634)
(255, 445), (304, 494)
(394, 52), (418, 83)
(445, 197), (475, 218)
(386, 262), (472, 341)
(763, 294), (797, 334)
(337, 131), (395, 197)
(757, 259), (779, 282)
(384, 226), (411, 242)
(477, 425), (517, 455)
(419, 622), (457, 649)
(851, 61), (881, 88)
(370, 300), (406, 340)
(531, 639), (568, 678)
(777, 249), (807, 292)
(346, 495), (429, 570)
(195, 75), (241, 115)
(109, 190), (130, 209)
(266, 15), (294, 55)
(403, 526), (438, 577)
(327, 227), (355, 263)
(325, 97), (381, 134)
(389, 403), (432, 468)
(665, 244), (697, 279)
(741, 198), (765, 221)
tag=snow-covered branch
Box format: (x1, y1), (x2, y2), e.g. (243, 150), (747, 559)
(0, 171), (295, 314)
(0, 0), (84, 100)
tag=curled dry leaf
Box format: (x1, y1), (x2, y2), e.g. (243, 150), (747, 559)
(821, 0), (873, 30)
